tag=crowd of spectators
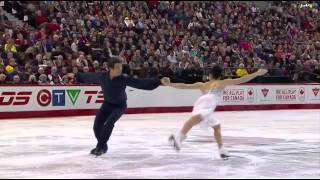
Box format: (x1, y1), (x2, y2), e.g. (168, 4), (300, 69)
(0, 1), (319, 85)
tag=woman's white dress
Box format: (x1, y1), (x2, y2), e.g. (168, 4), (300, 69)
(191, 89), (223, 130)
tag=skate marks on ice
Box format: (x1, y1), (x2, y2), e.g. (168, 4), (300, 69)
(0, 110), (319, 178)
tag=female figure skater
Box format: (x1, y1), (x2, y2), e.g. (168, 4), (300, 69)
(163, 65), (268, 158)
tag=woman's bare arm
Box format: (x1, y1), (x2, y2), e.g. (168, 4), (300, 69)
(220, 69), (268, 87)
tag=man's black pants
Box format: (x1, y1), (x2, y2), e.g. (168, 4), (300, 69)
(93, 102), (127, 148)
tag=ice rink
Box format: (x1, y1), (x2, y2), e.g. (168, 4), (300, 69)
(0, 110), (319, 178)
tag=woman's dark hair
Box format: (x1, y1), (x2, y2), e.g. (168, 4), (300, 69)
(108, 57), (122, 69)
(209, 65), (223, 80)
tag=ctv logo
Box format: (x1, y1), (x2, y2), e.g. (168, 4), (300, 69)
(37, 89), (81, 107)
(0, 91), (32, 106)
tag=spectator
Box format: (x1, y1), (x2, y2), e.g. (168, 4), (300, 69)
(0, 73), (7, 84)
(28, 74), (38, 84)
(35, 10), (49, 27)
(83, 66), (90, 73)
(0, 65), (5, 74)
(12, 75), (21, 84)
(293, 60), (304, 82)
(271, 63), (285, 77)
(48, 66), (59, 84)
(37, 67), (46, 77)
(38, 74), (48, 85)
(236, 63), (249, 77)
(0, 1), (318, 84)
(4, 38), (17, 54)
(149, 61), (160, 78)
(0, 58), (4, 66)
(92, 60), (101, 72)
(223, 62), (233, 79)
(5, 64), (14, 74)
(139, 61), (150, 78)
(312, 64), (320, 82)
(72, 66), (79, 74)
(159, 61), (174, 77)
(167, 50), (177, 64)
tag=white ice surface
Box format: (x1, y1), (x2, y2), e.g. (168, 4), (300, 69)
(0, 110), (319, 178)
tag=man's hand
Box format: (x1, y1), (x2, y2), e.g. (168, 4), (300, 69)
(160, 77), (171, 86)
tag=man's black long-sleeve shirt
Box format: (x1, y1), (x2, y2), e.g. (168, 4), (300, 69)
(76, 72), (161, 105)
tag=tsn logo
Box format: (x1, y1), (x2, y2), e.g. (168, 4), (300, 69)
(84, 91), (104, 104)
(0, 91), (32, 105)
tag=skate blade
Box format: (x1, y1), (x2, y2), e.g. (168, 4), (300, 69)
(220, 154), (231, 160)
(168, 135), (180, 151)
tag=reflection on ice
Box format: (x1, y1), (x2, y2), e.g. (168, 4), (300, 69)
(0, 110), (319, 178)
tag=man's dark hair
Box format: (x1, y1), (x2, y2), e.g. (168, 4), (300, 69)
(108, 57), (122, 69)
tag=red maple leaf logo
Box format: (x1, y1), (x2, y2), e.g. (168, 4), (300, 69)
(261, 88), (269, 97)
(248, 90), (253, 96)
(300, 89), (305, 95)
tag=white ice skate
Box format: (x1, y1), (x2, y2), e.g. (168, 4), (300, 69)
(219, 146), (230, 159)
(169, 133), (186, 152)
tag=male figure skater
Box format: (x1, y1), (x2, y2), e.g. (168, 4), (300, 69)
(70, 57), (169, 156)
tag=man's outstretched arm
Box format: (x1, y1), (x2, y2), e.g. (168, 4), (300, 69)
(68, 72), (104, 84)
(125, 76), (168, 90)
